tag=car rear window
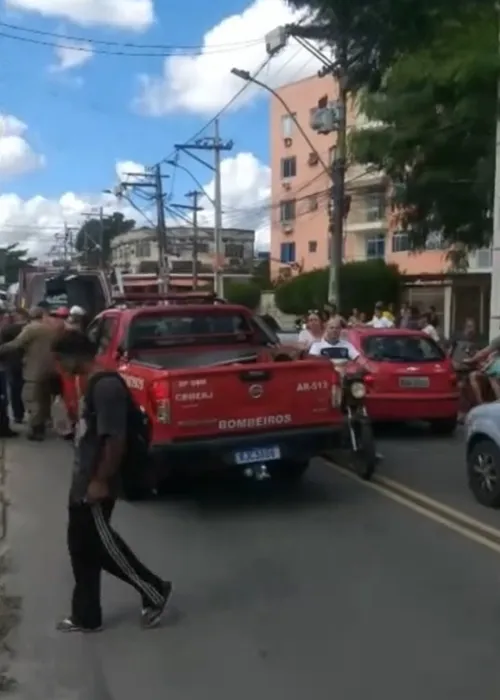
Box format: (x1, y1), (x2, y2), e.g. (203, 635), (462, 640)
(362, 334), (445, 362)
(128, 312), (264, 348)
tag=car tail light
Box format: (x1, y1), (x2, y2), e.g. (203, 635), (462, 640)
(150, 380), (171, 423)
(363, 374), (374, 389)
(449, 371), (458, 387)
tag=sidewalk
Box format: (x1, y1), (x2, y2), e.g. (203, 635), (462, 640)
(3, 437), (114, 699)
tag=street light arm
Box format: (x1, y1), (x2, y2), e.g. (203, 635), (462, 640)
(230, 68), (332, 181)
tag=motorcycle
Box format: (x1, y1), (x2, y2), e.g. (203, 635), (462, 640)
(341, 370), (377, 481)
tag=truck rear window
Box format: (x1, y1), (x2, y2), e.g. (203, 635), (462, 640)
(362, 334), (444, 362)
(128, 312), (259, 348)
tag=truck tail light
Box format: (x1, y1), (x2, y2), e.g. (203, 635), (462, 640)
(331, 378), (342, 407)
(150, 380), (171, 424)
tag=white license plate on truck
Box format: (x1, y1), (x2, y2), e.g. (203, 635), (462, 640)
(234, 446), (281, 465)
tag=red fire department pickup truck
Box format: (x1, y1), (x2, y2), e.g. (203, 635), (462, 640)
(85, 294), (344, 498)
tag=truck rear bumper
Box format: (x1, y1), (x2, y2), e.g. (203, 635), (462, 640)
(150, 424), (340, 471)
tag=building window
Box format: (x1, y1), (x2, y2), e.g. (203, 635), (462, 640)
(392, 231), (410, 253)
(308, 240), (317, 253)
(135, 240), (151, 258)
(363, 192), (385, 222)
(224, 243), (244, 258)
(281, 114), (295, 138)
(280, 156), (296, 179)
(476, 247), (492, 268)
(307, 194), (318, 212)
(365, 234), (386, 260)
(280, 199), (296, 222)
(280, 242), (296, 263)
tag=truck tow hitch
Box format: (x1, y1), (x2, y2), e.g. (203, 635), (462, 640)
(243, 464), (270, 481)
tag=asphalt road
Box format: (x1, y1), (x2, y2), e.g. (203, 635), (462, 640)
(5, 434), (500, 700)
(371, 423), (500, 527)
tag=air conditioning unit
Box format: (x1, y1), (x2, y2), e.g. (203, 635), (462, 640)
(284, 137), (293, 147)
(282, 223), (294, 234)
(308, 152), (319, 166)
(282, 180), (291, 190)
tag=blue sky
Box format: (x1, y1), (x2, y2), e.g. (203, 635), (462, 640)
(0, 0), (320, 254)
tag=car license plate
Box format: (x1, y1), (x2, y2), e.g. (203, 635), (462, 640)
(399, 376), (429, 388)
(234, 446), (281, 465)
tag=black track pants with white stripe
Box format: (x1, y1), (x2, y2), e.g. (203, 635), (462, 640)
(67, 500), (165, 629)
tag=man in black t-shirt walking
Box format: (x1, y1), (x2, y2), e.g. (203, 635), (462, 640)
(52, 330), (172, 633)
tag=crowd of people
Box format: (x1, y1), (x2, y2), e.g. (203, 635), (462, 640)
(0, 302), (86, 440)
(295, 301), (441, 348)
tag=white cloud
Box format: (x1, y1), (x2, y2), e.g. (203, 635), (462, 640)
(199, 152), (270, 248)
(5, 0), (154, 30)
(135, 0), (324, 116)
(49, 40), (94, 72)
(0, 114), (45, 179)
(0, 153), (271, 259)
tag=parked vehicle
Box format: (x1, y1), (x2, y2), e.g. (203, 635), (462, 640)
(342, 327), (460, 433)
(465, 402), (500, 508)
(76, 292), (375, 499)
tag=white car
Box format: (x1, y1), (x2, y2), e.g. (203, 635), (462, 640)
(465, 401), (500, 507)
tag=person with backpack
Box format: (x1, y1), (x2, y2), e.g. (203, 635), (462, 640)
(51, 330), (172, 633)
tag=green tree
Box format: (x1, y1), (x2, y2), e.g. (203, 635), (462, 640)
(286, 0), (478, 91)
(274, 260), (401, 315)
(349, 5), (498, 249)
(75, 212), (135, 266)
(0, 244), (36, 285)
(224, 280), (262, 309)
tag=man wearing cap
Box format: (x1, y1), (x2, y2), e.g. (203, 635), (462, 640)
(0, 305), (59, 440)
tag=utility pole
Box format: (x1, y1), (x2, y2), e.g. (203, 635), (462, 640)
(172, 191), (204, 290)
(175, 122), (233, 296)
(81, 206), (105, 268)
(153, 164), (168, 291)
(117, 167), (169, 291)
(266, 25), (350, 309)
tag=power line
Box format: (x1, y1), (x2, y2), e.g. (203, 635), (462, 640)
(0, 21), (266, 52)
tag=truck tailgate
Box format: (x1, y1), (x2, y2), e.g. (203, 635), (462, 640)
(158, 360), (337, 441)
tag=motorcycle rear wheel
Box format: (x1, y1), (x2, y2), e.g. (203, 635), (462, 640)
(350, 419), (377, 481)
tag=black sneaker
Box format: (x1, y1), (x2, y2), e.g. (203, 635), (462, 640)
(56, 617), (103, 633)
(141, 581), (173, 629)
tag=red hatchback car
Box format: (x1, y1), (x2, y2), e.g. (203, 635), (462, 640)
(342, 327), (460, 434)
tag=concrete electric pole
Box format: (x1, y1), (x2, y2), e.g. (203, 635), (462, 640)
(172, 191), (204, 290)
(264, 25), (349, 309)
(175, 121), (233, 296)
(117, 166), (170, 292)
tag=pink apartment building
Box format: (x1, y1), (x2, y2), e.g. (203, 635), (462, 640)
(270, 75), (492, 335)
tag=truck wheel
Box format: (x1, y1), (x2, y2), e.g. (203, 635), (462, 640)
(430, 417), (457, 436)
(467, 438), (500, 508)
(120, 464), (153, 502)
(351, 420), (377, 481)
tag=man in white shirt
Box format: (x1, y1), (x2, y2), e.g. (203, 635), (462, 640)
(309, 318), (361, 362)
(366, 302), (394, 329)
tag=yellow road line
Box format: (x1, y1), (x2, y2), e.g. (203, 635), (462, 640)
(327, 462), (500, 555)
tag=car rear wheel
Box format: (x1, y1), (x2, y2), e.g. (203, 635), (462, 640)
(429, 417), (457, 436)
(467, 438), (500, 508)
